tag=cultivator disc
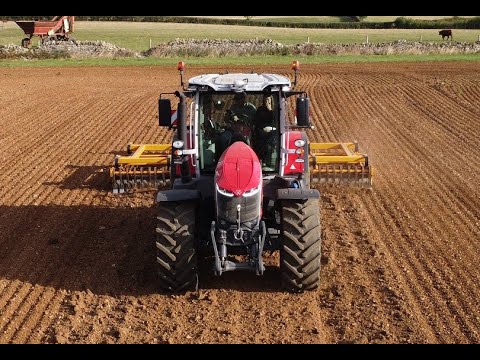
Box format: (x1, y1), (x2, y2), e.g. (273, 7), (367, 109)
(110, 144), (171, 194)
(309, 142), (373, 189)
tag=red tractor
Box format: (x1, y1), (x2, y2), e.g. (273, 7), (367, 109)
(111, 62), (373, 292)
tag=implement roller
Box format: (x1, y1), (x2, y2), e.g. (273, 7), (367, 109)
(309, 142), (372, 188)
(112, 141), (372, 193)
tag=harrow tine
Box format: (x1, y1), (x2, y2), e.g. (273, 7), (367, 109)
(310, 162), (372, 189)
(109, 143), (172, 194)
(308, 142), (373, 189)
(355, 164), (359, 188)
(110, 165), (171, 194)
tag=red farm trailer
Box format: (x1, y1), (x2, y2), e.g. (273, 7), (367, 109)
(15, 16), (75, 47)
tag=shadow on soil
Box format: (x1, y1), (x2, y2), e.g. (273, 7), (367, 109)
(0, 205), (282, 296)
(43, 165), (111, 191)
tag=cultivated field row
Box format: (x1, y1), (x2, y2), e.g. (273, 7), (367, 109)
(0, 63), (478, 343)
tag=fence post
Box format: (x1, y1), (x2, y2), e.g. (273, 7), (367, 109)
(366, 36), (369, 44)
(150, 39), (152, 49)
(420, 35), (423, 42)
(307, 37), (310, 43)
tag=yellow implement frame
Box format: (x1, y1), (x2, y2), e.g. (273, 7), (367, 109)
(309, 142), (373, 188)
(111, 144), (172, 194)
(110, 142), (373, 193)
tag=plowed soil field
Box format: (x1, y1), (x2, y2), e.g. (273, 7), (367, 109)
(0, 62), (479, 344)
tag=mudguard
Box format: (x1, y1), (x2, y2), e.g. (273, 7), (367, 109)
(277, 188), (320, 201)
(156, 189), (201, 203)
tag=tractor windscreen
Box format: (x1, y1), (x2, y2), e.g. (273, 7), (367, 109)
(199, 92), (280, 174)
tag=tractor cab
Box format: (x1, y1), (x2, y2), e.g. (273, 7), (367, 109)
(198, 91), (281, 174)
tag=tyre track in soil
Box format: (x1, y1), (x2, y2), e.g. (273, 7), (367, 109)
(4, 88), (160, 208)
(373, 86), (480, 249)
(305, 74), (434, 343)
(399, 79), (480, 151)
(1, 93), (147, 206)
(0, 68), (171, 344)
(438, 85), (480, 118)
(306, 94), (423, 342)
(360, 81), (480, 226)
(306, 68), (478, 344)
(191, 267), (326, 343)
(0, 67), (175, 203)
(360, 81), (480, 306)
(1, 121), (163, 340)
(11, 74), (179, 344)
(0, 208), (81, 343)
(326, 72), (480, 233)
(334, 79), (480, 340)
(0, 64), (479, 343)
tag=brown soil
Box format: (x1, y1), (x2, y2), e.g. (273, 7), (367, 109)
(0, 62), (479, 344)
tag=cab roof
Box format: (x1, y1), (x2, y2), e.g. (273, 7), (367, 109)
(188, 73), (292, 92)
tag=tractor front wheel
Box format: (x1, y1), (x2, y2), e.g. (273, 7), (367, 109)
(155, 201), (198, 292)
(280, 199), (322, 292)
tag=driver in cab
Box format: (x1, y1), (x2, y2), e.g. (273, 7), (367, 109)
(224, 92), (256, 144)
(226, 92), (257, 126)
(216, 92), (257, 162)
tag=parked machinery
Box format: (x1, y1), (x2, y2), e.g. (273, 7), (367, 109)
(15, 16), (75, 48)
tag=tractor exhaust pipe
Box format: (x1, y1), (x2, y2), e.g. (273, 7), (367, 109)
(175, 91), (192, 183)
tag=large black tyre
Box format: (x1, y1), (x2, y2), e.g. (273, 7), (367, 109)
(280, 199), (321, 292)
(156, 202), (197, 292)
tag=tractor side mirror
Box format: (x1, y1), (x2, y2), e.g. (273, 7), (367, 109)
(296, 96), (311, 127)
(159, 99), (172, 127)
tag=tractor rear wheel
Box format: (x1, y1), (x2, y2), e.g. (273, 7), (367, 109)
(155, 201), (197, 292)
(280, 199), (321, 292)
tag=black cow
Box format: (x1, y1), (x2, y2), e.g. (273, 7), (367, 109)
(439, 29), (453, 41)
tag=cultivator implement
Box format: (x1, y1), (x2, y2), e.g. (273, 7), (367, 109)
(309, 142), (373, 188)
(110, 144), (171, 194)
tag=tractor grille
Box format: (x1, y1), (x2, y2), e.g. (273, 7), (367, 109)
(216, 187), (261, 226)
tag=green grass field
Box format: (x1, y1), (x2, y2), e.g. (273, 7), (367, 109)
(0, 54), (478, 68)
(1, 21), (479, 52)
